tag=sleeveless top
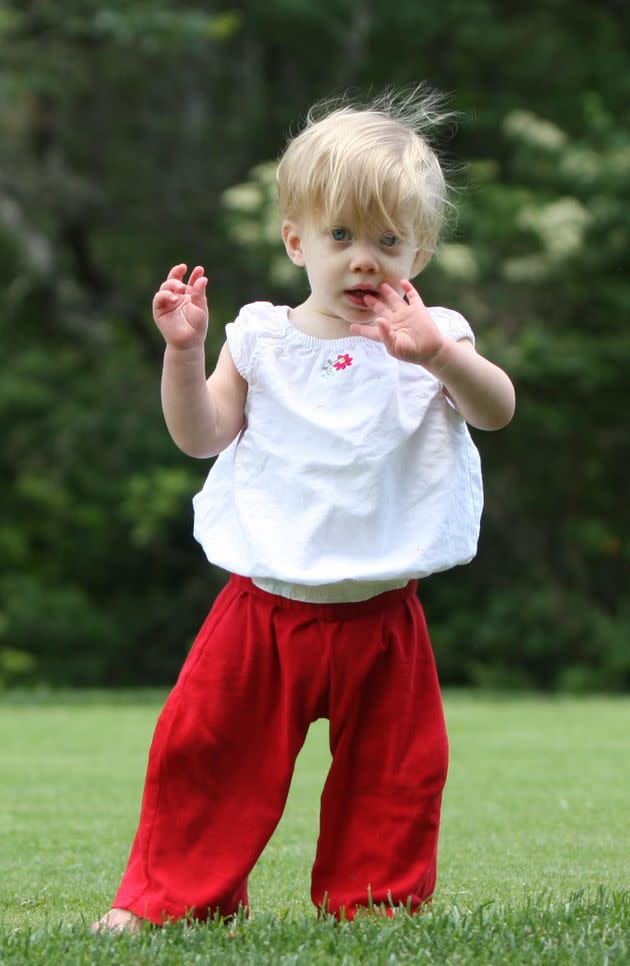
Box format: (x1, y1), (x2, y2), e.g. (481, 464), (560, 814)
(192, 302), (483, 598)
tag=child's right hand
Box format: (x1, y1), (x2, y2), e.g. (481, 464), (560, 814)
(152, 264), (209, 349)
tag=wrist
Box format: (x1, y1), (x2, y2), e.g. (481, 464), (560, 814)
(164, 342), (206, 362)
(415, 336), (455, 375)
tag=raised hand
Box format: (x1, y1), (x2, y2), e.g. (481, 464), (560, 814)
(152, 264), (209, 349)
(350, 280), (446, 367)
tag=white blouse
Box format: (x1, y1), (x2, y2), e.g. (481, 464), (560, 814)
(192, 302), (483, 601)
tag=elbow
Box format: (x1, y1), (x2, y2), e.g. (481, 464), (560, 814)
(474, 391), (516, 432)
(169, 429), (219, 459)
(499, 387), (517, 430)
(173, 421), (245, 458)
(175, 437), (226, 459)
(176, 443), (217, 459)
(481, 412), (514, 432)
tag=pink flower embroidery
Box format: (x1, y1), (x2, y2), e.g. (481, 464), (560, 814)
(321, 353), (354, 378)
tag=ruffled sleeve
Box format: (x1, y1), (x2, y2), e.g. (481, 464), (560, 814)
(428, 306), (476, 346)
(225, 301), (282, 383)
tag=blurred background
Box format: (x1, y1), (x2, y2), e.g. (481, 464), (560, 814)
(1, 0), (628, 692)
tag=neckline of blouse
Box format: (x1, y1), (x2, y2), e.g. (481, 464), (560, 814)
(277, 305), (383, 351)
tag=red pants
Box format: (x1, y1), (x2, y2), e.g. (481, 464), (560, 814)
(113, 575), (449, 923)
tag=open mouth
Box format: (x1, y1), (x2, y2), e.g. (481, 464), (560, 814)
(345, 288), (378, 307)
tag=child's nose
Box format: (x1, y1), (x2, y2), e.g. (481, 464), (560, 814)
(349, 243), (378, 273)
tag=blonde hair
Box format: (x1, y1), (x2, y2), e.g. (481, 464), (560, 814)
(277, 86), (455, 271)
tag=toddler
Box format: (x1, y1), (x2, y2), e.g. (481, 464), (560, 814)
(93, 88), (515, 931)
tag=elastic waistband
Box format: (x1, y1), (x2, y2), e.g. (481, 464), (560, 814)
(228, 574), (418, 620)
(252, 575), (408, 604)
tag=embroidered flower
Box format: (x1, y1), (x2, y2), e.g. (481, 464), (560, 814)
(321, 353), (354, 377)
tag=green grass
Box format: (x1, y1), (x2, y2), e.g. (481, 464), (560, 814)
(1, 691), (629, 963)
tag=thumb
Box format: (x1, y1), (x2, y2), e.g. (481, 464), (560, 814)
(376, 317), (394, 349)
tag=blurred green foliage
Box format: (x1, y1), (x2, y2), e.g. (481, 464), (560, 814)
(1, 0), (628, 690)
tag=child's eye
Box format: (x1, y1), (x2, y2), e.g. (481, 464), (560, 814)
(381, 233), (399, 248)
(331, 227), (350, 242)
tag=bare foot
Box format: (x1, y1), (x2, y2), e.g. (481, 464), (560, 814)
(91, 908), (144, 933)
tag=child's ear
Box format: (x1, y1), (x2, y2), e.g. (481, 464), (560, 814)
(282, 220), (306, 267)
(411, 248), (431, 277)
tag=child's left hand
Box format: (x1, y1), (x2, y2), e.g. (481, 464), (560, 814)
(349, 280), (446, 367)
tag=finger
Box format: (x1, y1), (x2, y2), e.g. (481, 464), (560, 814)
(190, 276), (208, 305)
(153, 291), (179, 310)
(400, 279), (424, 306)
(167, 263), (187, 281)
(160, 279), (187, 294)
(362, 292), (389, 315)
(187, 265), (205, 287)
(154, 288), (179, 303)
(348, 322), (383, 342)
(376, 317), (395, 347)
(353, 317), (394, 348)
(376, 282), (406, 310)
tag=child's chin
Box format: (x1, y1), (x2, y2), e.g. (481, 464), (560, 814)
(346, 304), (375, 319)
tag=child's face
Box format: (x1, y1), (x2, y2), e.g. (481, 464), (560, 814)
(282, 213), (420, 327)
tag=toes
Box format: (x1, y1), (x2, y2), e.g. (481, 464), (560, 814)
(91, 909), (143, 933)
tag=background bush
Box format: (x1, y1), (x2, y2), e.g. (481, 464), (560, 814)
(1, 0), (628, 690)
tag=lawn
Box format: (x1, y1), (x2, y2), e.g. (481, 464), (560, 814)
(0, 691), (628, 964)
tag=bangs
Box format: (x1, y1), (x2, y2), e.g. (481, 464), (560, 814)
(303, 158), (418, 242)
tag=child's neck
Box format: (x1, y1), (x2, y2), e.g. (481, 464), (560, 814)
(288, 300), (354, 341)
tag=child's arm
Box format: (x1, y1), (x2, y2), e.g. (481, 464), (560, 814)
(153, 264), (247, 458)
(350, 280), (515, 431)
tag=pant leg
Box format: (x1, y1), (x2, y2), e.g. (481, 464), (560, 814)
(113, 577), (325, 924)
(311, 588), (449, 919)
